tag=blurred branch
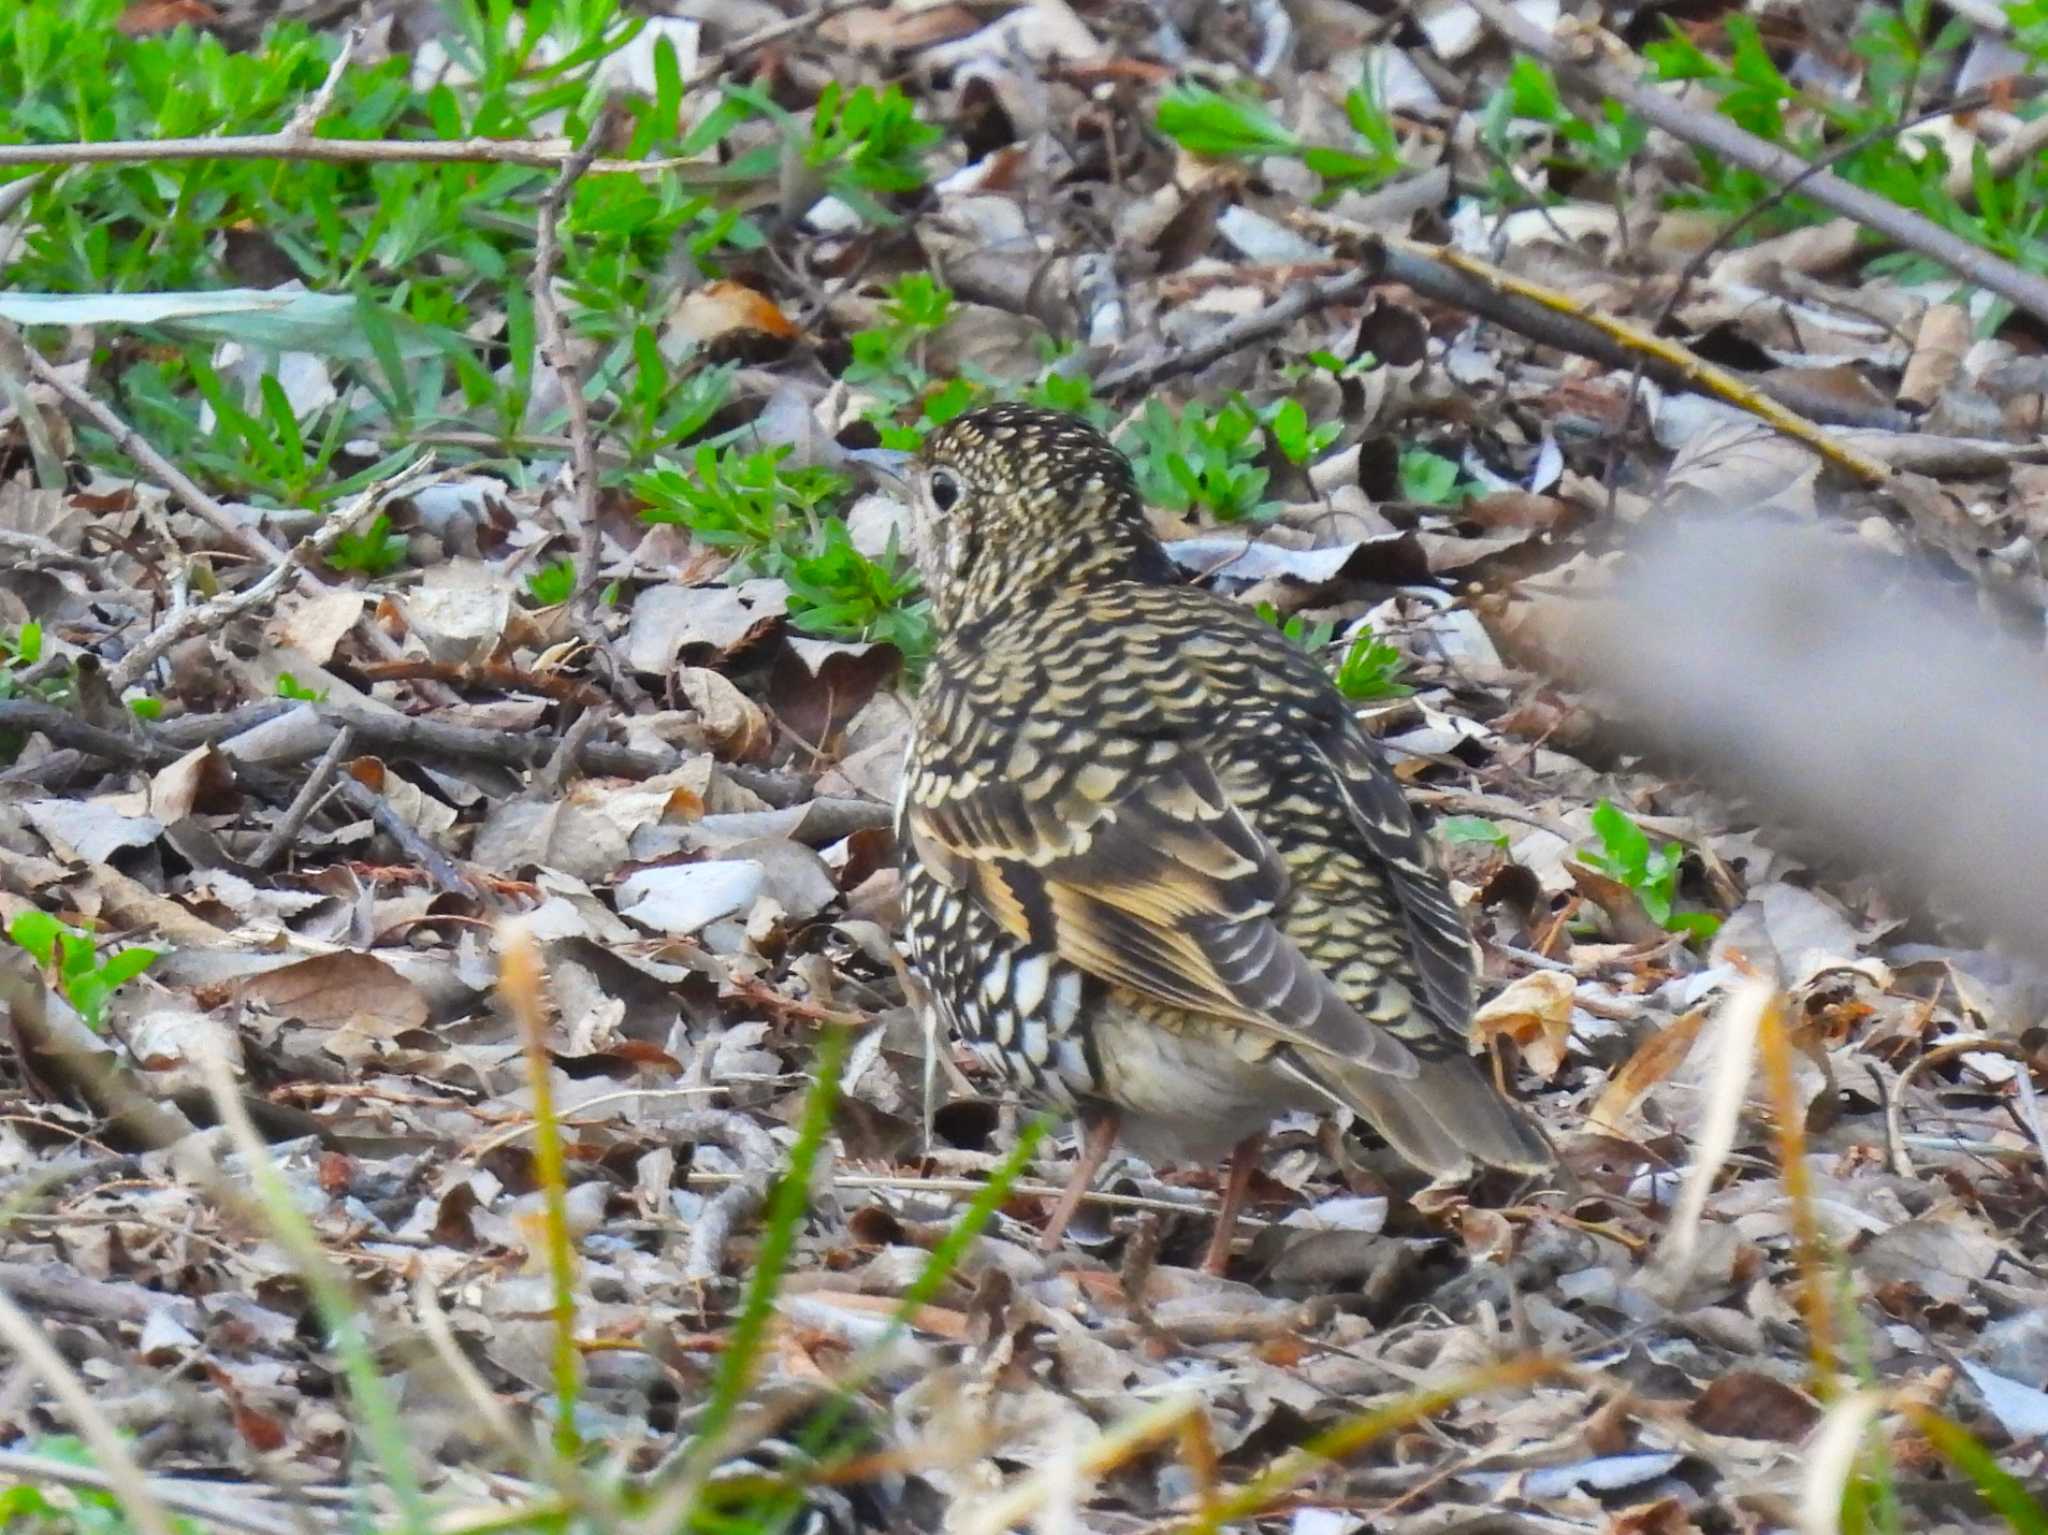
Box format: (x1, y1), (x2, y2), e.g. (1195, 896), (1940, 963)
(1263, 218), (1900, 482)
(1461, 0), (2048, 329)
(1393, 234), (1896, 485)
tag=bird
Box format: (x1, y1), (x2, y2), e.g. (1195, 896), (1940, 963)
(879, 402), (1551, 1274)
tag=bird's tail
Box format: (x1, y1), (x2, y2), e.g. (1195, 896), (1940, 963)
(1315, 1052), (1553, 1177)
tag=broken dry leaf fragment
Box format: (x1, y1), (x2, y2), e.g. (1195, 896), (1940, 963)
(1470, 969), (1575, 1079)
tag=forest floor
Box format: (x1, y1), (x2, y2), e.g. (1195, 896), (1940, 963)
(2, 0), (2047, 1531)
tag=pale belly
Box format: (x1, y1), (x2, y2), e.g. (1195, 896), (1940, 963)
(1087, 994), (1320, 1164)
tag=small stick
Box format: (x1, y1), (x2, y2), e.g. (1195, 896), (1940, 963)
(282, 26), (362, 140)
(0, 3), (880, 174)
(684, 0), (880, 89)
(336, 775), (478, 900)
(1406, 234), (1895, 485)
(1885, 1035), (2041, 1180)
(249, 724), (354, 871)
(1095, 265), (1380, 395)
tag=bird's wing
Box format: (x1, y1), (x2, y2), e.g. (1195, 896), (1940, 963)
(902, 744), (1420, 1081)
(1310, 727), (1477, 1035)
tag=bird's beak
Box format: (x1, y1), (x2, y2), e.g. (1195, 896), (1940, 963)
(845, 447), (917, 488)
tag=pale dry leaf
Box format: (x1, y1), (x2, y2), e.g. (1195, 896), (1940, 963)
(229, 950), (430, 1036)
(623, 579), (787, 670)
(147, 744), (233, 823)
(676, 666), (771, 760)
(20, 796), (162, 863)
(1587, 1006), (1707, 1137)
(1471, 970), (1575, 1078)
(616, 860), (764, 935)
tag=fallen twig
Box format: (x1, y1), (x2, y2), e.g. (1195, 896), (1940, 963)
(1405, 234), (1896, 485)
(335, 775), (479, 899)
(249, 724), (355, 871)
(1886, 1036), (2043, 1180)
(22, 348), (286, 569)
(0, 699), (168, 767)
(1094, 264), (1380, 395)
(0, 2), (877, 176)
(671, 1110), (783, 1284)
(684, 0), (880, 89)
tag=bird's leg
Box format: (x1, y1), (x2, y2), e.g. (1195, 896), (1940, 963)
(1201, 1132), (1264, 1276)
(1038, 1113), (1120, 1254)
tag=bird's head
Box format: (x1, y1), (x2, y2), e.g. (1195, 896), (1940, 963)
(856, 404), (1173, 632)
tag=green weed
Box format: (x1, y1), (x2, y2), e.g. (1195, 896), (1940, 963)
(324, 513), (409, 577)
(1578, 800), (1721, 942)
(1121, 397), (1275, 522)
(1256, 601), (1335, 653)
(5, 911), (160, 1032)
(1, 623), (72, 762)
(1333, 626), (1413, 701)
(633, 445), (933, 666)
(525, 559), (578, 607)
(1155, 78), (1406, 198)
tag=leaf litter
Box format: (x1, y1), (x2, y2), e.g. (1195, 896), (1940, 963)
(2, 0), (2047, 1529)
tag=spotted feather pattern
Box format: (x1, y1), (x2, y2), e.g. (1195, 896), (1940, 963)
(897, 405), (1550, 1175)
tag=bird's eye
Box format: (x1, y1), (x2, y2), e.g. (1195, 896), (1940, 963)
(928, 468), (962, 512)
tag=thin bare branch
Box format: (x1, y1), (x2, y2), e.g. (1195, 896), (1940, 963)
(531, 103), (625, 597)
(21, 347), (286, 569)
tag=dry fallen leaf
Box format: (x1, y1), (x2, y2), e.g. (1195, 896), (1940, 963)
(1470, 969), (1575, 1078)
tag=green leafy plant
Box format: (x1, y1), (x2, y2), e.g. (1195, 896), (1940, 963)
(6, 911), (160, 1032)
(275, 673), (329, 703)
(1155, 82), (1298, 159)
(2, 0), (762, 500)
(525, 559), (578, 607)
(1333, 626), (1413, 701)
(1262, 398), (1341, 467)
(804, 82), (943, 222)
(1255, 601), (1335, 653)
(1156, 79), (1405, 198)
(1478, 6), (2043, 331)
(633, 446), (932, 667)
(1122, 398), (1275, 522)
(1022, 353), (1114, 430)
(325, 514), (409, 577)
(1438, 815), (1510, 849)
(840, 272), (989, 442)
(1398, 446), (1469, 505)
(783, 522), (933, 657)
(634, 444), (846, 548)
(1480, 56), (1647, 197)
(1577, 800), (1721, 942)
(1, 621), (73, 761)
